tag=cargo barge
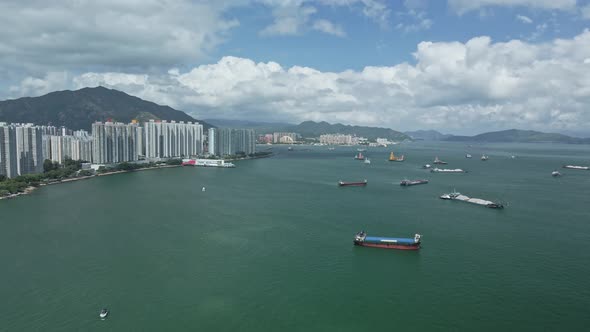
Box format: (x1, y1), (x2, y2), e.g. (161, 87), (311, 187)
(440, 191), (504, 209)
(400, 179), (428, 186)
(353, 231), (421, 250)
(430, 168), (466, 173)
(338, 180), (368, 187)
(562, 165), (589, 170)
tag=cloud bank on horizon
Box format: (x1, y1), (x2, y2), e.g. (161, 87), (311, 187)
(1, 0), (590, 135)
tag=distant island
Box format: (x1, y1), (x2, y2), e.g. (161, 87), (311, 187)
(405, 129), (590, 144)
(0, 86), (212, 131)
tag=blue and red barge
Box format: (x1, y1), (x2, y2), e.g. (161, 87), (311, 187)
(353, 231), (421, 250)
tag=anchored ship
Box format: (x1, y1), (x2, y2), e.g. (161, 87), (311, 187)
(338, 179), (368, 187)
(431, 168), (465, 173)
(388, 152), (405, 162)
(563, 165), (589, 170)
(440, 190), (504, 209)
(353, 231), (421, 250)
(433, 156), (447, 164)
(400, 179), (429, 186)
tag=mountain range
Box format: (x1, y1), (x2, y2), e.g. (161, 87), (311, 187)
(445, 129), (590, 144)
(404, 130), (452, 141)
(406, 129), (589, 144)
(0, 86), (211, 131)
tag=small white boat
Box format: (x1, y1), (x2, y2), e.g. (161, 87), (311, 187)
(364, 158), (371, 164)
(551, 170), (561, 177)
(202, 187), (206, 192)
(422, 164), (432, 169)
(465, 154), (472, 158)
(100, 308), (109, 319)
(481, 154), (489, 161)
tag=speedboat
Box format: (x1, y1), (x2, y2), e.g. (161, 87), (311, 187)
(100, 308), (109, 319)
(551, 170), (561, 177)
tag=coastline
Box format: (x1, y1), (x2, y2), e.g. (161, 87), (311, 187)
(0, 165), (182, 201)
(1, 153), (273, 201)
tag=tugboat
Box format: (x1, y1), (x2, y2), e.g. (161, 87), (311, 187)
(400, 179), (429, 186)
(354, 152), (365, 160)
(388, 152), (405, 162)
(100, 308), (109, 320)
(433, 156), (447, 165)
(338, 179), (368, 187)
(353, 231), (421, 250)
(552, 170), (561, 177)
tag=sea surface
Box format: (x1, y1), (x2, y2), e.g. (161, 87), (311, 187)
(1, 142), (589, 331)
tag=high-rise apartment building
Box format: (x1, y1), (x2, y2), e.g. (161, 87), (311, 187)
(15, 124), (44, 175)
(319, 134), (353, 145)
(208, 128), (256, 156)
(92, 122), (139, 164)
(208, 128), (216, 155)
(0, 123), (18, 178)
(144, 120), (203, 159)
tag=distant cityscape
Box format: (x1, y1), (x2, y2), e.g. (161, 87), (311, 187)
(0, 120), (257, 179)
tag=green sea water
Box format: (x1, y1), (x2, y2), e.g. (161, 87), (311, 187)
(1, 142), (589, 331)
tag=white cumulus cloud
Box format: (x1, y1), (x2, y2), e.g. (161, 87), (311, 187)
(312, 19), (346, 37)
(11, 31), (590, 135)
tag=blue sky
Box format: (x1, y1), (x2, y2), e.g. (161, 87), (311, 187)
(1, 0), (590, 135)
(211, 0), (589, 71)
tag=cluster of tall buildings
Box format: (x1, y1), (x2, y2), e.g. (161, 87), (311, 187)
(319, 134), (357, 145)
(1, 119), (258, 179)
(208, 128), (256, 156)
(43, 130), (93, 164)
(1, 123), (44, 178)
(92, 122), (142, 164)
(144, 120), (203, 159)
